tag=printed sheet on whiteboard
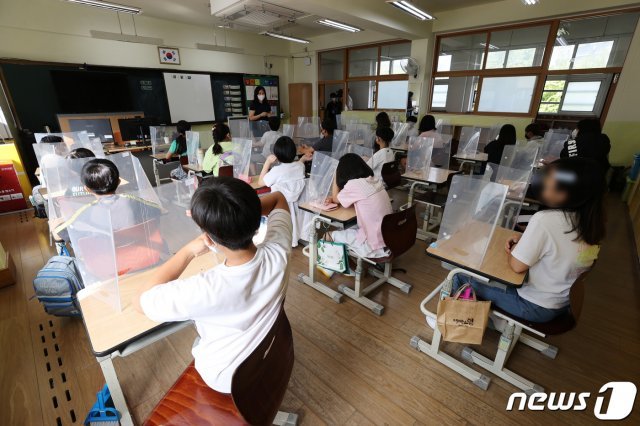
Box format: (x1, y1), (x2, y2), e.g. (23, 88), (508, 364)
(163, 73), (215, 122)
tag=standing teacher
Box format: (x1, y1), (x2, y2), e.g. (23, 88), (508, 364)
(249, 86), (271, 122)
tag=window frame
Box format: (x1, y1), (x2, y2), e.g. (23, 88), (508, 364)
(428, 8), (639, 118)
(318, 40), (411, 112)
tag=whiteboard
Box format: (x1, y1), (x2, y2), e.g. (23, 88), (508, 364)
(163, 73), (215, 122)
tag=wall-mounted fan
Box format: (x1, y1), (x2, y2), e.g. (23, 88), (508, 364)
(401, 57), (420, 78)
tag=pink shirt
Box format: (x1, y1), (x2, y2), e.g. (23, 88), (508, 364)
(337, 177), (392, 251)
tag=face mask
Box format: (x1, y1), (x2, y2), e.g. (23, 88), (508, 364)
(257, 94), (265, 102)
(571, 129), (578, 139)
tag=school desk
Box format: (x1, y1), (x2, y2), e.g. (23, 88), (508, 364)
(103, 143), (152, 155)
(453, 152), (489, 173)
(297, 203), (357, 302)
(77, 251), (223, 426)
(409, 225), (525, 391)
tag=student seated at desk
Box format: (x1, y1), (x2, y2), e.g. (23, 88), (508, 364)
(259, 136), (310, 247)
(301, 118), (335, 155)
(375, 111), (392, 130)
(259, 116), (283, 159)
(418, 114), (437, 138)
(53, 159), (161, 241)
(329, 153), (392, 258)
(133, 179), (292, 394)
(367, 127), (395, 180)
(164, 120), (191, 160)
(525, 123), (544, 142)
(484, 124), (516, 165)
(452, 158), (604, 323)
(202, 123), (233, 175)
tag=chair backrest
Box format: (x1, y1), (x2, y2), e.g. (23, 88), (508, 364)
(381, 161), (402, 189)
(231, 307), (294, 425)
(218, 165), (233, 177)
(569, 268), (591, 322)
(381, 204), (417, 258)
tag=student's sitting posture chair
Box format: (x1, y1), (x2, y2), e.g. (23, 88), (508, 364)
(413, 171), (458, 241)
(459, 269), (591, 393)
(153, 159), (182, 186)
(381, 161), (402, 189)
(145, 308), (298, 426)
(339, 205), (417, 315)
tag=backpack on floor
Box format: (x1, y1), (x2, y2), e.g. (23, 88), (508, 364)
(33, 256), (84, 317)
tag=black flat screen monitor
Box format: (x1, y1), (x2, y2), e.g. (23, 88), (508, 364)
(68, 118), (114, 143)
(118, 117), (158, 143)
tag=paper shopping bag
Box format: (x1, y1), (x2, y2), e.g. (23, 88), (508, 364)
(437, 284), (491, 344)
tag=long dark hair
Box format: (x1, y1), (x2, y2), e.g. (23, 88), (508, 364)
(375, 112), (391, 129)
(336, 153), (374, 190)
(418, 114), (436, 133)
(211, 123), (230, 156)
(546, 157), (606, 245)
(253, 85), (267, 104)
(497, 124), (517, 145)
(175, 120), (191, 155)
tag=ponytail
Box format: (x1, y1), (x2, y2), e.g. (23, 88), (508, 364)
(211, 123), (231, 156)
(175, 120), (191, 155)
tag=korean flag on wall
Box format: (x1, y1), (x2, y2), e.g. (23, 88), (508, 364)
(159, 47), (180, 65)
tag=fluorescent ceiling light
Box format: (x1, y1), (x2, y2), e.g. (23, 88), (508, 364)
(65, 0), (142, 14)
(261, 31), (310, 44)
(316, 19), (361, 33)
(196, 43), (245, 54)
(521, 0), (539, 5)
(386, 1), (434, 20)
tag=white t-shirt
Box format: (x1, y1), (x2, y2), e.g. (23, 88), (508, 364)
(140, 209), (293, 393)
(367, 148), (395, 180)
(512, 210), (599, 309)
(263, 162), (305, 202)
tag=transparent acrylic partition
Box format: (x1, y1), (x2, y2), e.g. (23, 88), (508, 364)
(43, 157), (96, 228)
(232, 138), (253, 182)
(456, 126), (482, 157)
(186, 131), (201, 168)
(494, 164), (533, 229)
(228, 117), (251, 139)
(296, 117), (321, 139)
(35, 131), (91, 145)
(260, 131), (281, 158)
(390, 122), (410, 149)
(346, 123), (374, 149)
(347, 144), (373, 162)
(109, 152), (161, 205)
(150, 126), (178, 156)
(431, 134), (453, 170)
(406, 137), (435, 178)
(34, 136), (105, 165)
(435, 175), (508, 268)
(306, 152), (339, 210)
(437, 121), (454, 138)
(154, 179), (202, 253)
(538, 130), (570, 165)
(482, 162), (498, 181)
(500, 143), (539, 171)
(250, 120), (270, 140)
(282, 124), (295, 138)
(336, 114), (342, 130)
(332, 130), (350, 159)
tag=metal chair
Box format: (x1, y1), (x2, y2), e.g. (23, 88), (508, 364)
(338, 205), (417, 315)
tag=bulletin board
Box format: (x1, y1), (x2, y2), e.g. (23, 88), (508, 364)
(244, 75), (280, 117)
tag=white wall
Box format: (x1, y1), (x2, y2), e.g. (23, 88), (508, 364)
(0, 0), (292, 114)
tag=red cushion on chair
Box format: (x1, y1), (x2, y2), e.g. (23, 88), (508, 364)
(144, 362), (246, 426)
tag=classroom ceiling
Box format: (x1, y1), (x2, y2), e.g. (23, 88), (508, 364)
(126, 0), (503, 39)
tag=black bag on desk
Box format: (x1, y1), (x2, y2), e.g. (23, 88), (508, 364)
(33, 256), (84, 317)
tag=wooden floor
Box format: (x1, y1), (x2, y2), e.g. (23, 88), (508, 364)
(1, 196), (639, 425)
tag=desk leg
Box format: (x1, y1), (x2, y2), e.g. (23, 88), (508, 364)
(153, 160), (161, 187)
(97, 355), (134, 426)
(297, 217), (343, 303)
(409, 268), (491, 390)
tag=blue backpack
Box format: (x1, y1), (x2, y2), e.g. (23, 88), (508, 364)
(33, 256), (84, 317)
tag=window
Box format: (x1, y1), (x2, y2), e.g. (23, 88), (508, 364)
(319, 49), (345, 81)
(550, 13), (639, 70)
(430, 11), (639, 116)
(486, 25), (550, 69)
(538, 74), (611, 115)
(378, 80), (410, 109)
(380, 43), (411, 75)
(349, 47), (379, 77)
(478, 76), (537, 113)
(319, 41), (410, 111)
